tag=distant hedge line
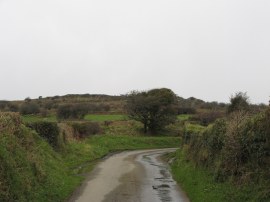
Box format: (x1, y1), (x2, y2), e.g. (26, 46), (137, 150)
(26, 121), (102, 148)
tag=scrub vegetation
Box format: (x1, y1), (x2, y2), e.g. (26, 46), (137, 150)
(171, 93), (270, 202)
(0, 89), (269, 202)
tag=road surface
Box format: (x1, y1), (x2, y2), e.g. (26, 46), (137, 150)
(68, 148), (189, 202)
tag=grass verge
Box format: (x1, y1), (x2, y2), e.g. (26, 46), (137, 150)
(177, 114), (192, 121)
(22, 115), (57, 123)
(84, 114), (127, 122)
(169, 149), (267, 202)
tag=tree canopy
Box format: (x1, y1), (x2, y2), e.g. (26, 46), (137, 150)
(126, 88), (178, 133)
(227, 92), (250, 113)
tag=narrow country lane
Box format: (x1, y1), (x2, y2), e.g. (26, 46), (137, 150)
(68, 149), (189, 202)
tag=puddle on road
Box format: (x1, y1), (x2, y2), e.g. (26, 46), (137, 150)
(140, 151), (188, 202)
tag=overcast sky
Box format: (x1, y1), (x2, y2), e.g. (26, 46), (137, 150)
(0, 0), (269, 103)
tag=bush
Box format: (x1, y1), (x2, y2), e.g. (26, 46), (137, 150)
(26, 122), (60, 148)
(7, 103), (19, 112)
(71, 122), (102, 138)
(57, 104), (88, 120)
(245, 109), (270, 168)
(183, 108), (270, 192)
(177, 107), (196, 114)
(20, 103), (40, 115)
(0, 112), (21, 135)
(183, 123), (205, 145)
(190, 111), (225, 126)
(227, 92), (250, 113)
(0, 101), (8, 110)
(87, 103), (110, 113)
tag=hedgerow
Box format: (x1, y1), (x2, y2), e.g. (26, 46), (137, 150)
(181, 108), (270, 200)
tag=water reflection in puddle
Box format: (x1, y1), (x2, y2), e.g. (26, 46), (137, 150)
(141, 152), (178, 202)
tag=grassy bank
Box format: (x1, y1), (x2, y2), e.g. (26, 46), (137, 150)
(0, 117), (80, 202)
(0, 113), (180, 202)
(177, 114), (191, 121)
(170, 149), (267, 202)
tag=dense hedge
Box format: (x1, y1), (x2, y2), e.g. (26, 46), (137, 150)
(26, 122), (60, 148)
(57, 104), (88, 120)
(190, 111), (225, 126)
(182, 108), (270, 200)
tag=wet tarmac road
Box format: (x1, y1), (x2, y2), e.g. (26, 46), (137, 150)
(68, 149), (189, 202)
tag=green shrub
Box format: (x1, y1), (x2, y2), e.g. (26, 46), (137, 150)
(190, 111), (225, 126)
(20, 103), (40, 115)
(0, 112), (21, 135)
(243, 109), (270, 168)
(182, 123), (205, 144)
(177, 107), (196, 114)
(187, 119), (227, 167)
(227, 92), (250, 113)
(181, 108), (270, 200)
(26, 122), (60, 148)
(71, 122), (102, 138)
(57, 104), (88, 120)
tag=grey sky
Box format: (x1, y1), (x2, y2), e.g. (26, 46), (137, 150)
(0, 0), (269, 103)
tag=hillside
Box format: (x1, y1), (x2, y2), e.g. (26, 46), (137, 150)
(0, 93), (231, 115)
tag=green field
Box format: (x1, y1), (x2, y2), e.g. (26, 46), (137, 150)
(184, 123), (206, 133)
(84, 114), (127, 122)
(22, 115), (57, 123)
(22, 114), (127, 123)
(177, 114), (192, 121)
